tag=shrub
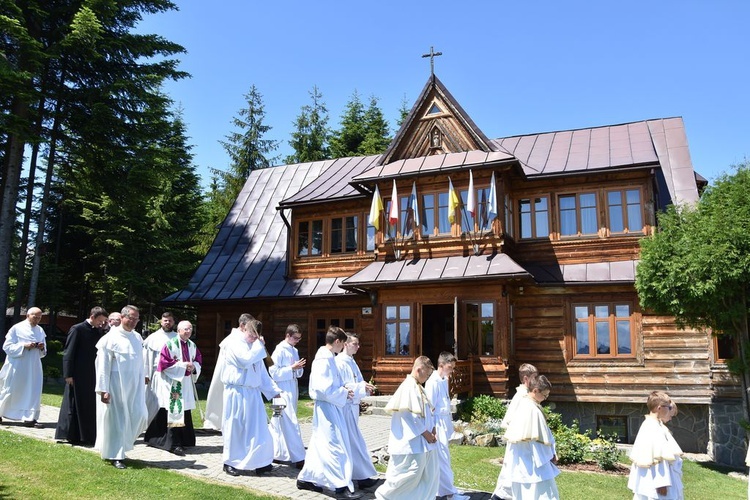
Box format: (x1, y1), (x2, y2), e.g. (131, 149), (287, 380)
(44, 366), (61, 378)
(46, 340), (63, 353)
(457, 395), (507, 423)
(553, 419), (590, 465)
(591, 433), (622, 470)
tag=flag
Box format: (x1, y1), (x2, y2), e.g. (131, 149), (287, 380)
(388, 179), (399, 226)
(404, 181), (420, 235)
(480, 187), (488, 229)
(487, 172), (498, 220)
(368, 185), (383, 230)
(467, 169), (476, 218)
(448, 177), (460, 224)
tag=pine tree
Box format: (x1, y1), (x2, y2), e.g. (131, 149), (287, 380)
(286, 85), (330, 164)
(329, 90), (366, 158)
(360, 95), (391, 155)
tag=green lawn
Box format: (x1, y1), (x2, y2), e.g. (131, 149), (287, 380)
(446, 445), (747, 500)
(0, 430), (280, 499)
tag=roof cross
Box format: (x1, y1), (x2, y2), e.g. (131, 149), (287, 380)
(422, 46), (443, 76)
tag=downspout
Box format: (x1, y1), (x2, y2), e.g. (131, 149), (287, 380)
(279, 207), (291, 278)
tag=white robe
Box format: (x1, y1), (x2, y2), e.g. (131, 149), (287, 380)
(375, 375), (439, 500)
(425, 370), (459, 497)
(94, 326), (148, 460)
(628, 415), (680, 500)
(142, 328), (176, 423)
(494, 384), (529, 498)
(268, 339), (306, 463)
(297, 346), (354, 492)
(663, 425), (683, 500)
(221, 335), (280, 470)
(0, 320), (46, 421)
(336, 352), (377, 480)
(203, 328), (241, 431)
(502, 395), (560, 500)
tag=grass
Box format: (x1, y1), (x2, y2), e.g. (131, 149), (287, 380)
(439, 445), (747, 500)
(0, 430), (280, 499)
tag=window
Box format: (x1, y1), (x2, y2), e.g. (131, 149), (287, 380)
(330, 216), (358, 254)
(466, 302), (494, 355)
(714, 333), (736, 363)
(297, 219), (323, 257)
(519, 196), (549, 239)
(607, 189), (643, 233)
(314, 317), (356, 349)
(420, 192), (451, 237)
(366, 223), (376, 252)
(460, 187), (493, 234)
(385, 304), (411, 356)
(559, 192), (598, 236)
(596, 415), (628, 443)
(573, 302), (635, 358)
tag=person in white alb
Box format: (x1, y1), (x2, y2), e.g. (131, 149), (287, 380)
(425, 352), (470, 500)
(0, 307), (47, 427)
(297, 326), (361, 499)
(142, 312), (177, 424)
(375, 356), (439, 500)
(335, 332), (378, 490)
(501, 374), (559, 500)
(492, 362), (538, 500)
(221, 317), (281, 477)
(268, 323), (307, 468)
(94, 305), (148, 469)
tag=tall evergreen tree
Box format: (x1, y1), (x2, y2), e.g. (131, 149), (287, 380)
(329, 90), (366, 158)
(286, 85), (330, 164)
(360, 95), (391, 155)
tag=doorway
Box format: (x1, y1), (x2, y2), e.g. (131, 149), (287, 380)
(421, 303), (455, 364)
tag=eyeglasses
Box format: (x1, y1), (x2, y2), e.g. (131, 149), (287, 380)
(661, 404), (673, 410)
(290, 336), (302, 341)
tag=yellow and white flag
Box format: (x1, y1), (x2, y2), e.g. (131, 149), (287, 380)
(448, 177), (460, 224)
(368, 185), (384, 230)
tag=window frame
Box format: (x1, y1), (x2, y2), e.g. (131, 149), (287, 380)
(384, 303), (412, 357)
(518, 195), (550, 240)
(296, 218), (324, 257)
(329, 214), (359, 255)
(464, 300), (496, 356)
(557, 191), (600, 237)
(295, 211), (372, 259)
(570, 300), (637, 360)
(606, 187), (645, 235)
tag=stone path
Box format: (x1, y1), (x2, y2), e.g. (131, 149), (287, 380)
(1, 404), (493, 500)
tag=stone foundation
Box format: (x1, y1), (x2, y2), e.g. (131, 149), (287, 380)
(709, 398), (747, 468)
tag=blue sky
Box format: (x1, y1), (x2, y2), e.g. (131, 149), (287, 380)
(138, 1), (749, 187)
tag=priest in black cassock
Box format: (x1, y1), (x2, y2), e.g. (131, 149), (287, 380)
(54, 306), (108, 446)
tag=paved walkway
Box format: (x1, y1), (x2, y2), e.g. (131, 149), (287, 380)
(2, 404), (493, 500)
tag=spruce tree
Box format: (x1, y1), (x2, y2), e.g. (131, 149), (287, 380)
(286, 85), (330, 164)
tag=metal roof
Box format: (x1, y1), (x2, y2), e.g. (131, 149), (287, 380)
(340, 253), (530, 289)
(163, 162), (352, 303)
(525, 260), (639, 284)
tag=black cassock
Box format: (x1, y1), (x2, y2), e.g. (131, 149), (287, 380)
(54, 320), (101, 445)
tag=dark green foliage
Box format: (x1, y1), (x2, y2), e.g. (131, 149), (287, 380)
(456, 394), (507, 423)
(46, 340), (63, 354)
(329, 91), (391, 157)
(286, 85), (330, 164)
(592, 433), (622, 470)
(552, 419), (590, 465)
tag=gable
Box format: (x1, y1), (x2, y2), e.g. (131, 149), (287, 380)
(380, 75), (496, 165)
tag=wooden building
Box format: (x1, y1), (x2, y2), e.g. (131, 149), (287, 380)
(164, 76), (744, 466)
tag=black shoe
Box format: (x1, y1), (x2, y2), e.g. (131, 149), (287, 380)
(223, 464), (240, 477)
(171, 446), (186, 456)
(294, 460), (305, 469)
(23, 420), (37, 428)
(357, 478), (378, 489)
(255, 464), (272, 475)
(334, 488), (362, 499)
(111, 460), (126, 469)
(296, 480), (323, 493)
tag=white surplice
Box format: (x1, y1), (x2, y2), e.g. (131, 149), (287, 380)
(335, 351), (377, 481)
(221, 335), (280, 471)
(297, 346), (354, 493)
(628, 415), (680, 500)
(156, 338), (201, 426)
(268, 339), (306, 463)
(94, 326), (148, 460)
(203, 328), (241, 431)
(425, 370), (460, 498)
(494, 384), (529, 498)
(0, 320), (46, 421)
(502, 395), (560, 500)
(375, 375), (439, 500)
(142, 328), (176, 423)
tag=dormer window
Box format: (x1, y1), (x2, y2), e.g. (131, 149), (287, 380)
(427, 103), (442, 115)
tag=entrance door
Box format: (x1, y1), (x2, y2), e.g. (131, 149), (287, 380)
(421, 303), (455, 364)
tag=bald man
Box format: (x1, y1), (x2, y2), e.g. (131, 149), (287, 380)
(0, 307), (47, 427)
